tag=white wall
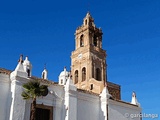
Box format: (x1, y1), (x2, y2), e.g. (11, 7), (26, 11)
(0, 74), (12, 120)
(77, 92), (102, 120)
(108, 99), (141, 120)
(0, 72), (141, 120)
(46, 85), (65, 120)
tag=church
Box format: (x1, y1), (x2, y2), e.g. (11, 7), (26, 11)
(0, 12), (141, 120)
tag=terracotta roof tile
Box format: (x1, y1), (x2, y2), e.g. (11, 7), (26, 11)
(29, 76), (57, 85)
(77, 89), (99, 96)
(113, 99), (139, 107)
(0, 68), (12, 75)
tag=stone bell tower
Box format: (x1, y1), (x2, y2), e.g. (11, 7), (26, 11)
(71, 12), (107, 94)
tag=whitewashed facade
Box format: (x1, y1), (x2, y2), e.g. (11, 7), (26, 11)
(0, 60), (141, 120)
(0, 12), (141, 120)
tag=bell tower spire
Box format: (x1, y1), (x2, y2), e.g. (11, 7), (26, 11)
(71, 12), (107, 94)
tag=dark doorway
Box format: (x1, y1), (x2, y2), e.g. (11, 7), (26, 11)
(30, 104), (53, 120)
(36, 108), (50, 120)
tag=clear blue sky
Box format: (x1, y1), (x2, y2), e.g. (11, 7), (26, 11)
(0, 0), (159, 119)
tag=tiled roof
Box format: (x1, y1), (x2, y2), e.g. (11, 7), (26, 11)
(29, 76), (58, 85)
(0, 68), (12, 75)
(113, 99), (139, 107)
(77, 89), (99, 96)
(0, 67), (57, 85)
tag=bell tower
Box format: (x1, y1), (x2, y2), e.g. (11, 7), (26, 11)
(71, 12), (107, 94)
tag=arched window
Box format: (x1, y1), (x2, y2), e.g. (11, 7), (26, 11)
(96, 68), (101, 81)
(82, 67), (86, 81)
(93, 35), (97, 46)
(80, 35), (84, 47)
(85, 19), (87, 25)
(74, 70), (78, 84)
(89, 21), (92, 26)
(92, 65), (94, 78)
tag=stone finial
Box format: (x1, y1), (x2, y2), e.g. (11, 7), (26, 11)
(42, 66), (48, 80)
(131, 91), (140, 107)
(64, 66), (67, 72)
(86, 11), (91, 17)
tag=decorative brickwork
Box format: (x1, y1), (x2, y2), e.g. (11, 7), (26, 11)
(71, 12), (107, 94)
(107, 81), (121, 100)
(71, 13), (121, 96)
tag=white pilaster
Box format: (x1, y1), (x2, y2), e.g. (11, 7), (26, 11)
(100, 86), (112, 120)
(9, 61), (28, 120)
(9, 77), (27, 120)
(64, 77), (77, 120)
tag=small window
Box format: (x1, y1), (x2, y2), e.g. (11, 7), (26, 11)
(61, 79), (63, 84)
(90, 84), (93, 90)
(82, 67), (86, 81)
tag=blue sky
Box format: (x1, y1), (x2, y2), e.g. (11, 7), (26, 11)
(0, 0), (160, 119)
